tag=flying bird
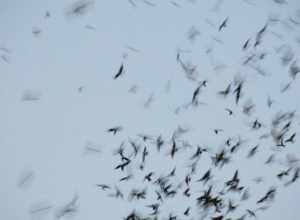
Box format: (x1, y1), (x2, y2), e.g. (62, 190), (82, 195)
(107, 126), (123, 135)
(219, 17), (229, 31)
(114, 63), (124, 79)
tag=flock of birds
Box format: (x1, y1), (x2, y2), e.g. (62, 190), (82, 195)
(5, 0), (300, 220)
(99, 115), (299, 220)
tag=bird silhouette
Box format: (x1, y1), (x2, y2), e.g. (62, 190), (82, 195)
(242, 38), (251, 50)
(257, 187), (276, 204)
(114, 63), (124, 79)
(96, 184), (110, 190)
(107, 126), (123, 135)
(219, 17), (229, 31)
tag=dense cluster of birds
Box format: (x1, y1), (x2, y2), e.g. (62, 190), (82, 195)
(7, 0), (300, 219)
(97, 110), (300, 220)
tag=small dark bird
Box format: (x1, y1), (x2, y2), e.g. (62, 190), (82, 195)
(254, 24), (268, 47)
(265, 154), (276, 164)
(176, 52), (180, 62)
(226, 200), (238, 214)
(168, 213), (177, 220)
(170, 139), (179, 158)
(155, 190), (163, 202)
(107, 126), (123, 135)
(257, 187), (276, 204)
(183, 207), (190, 216)
(143, 0), (156, 7)
(277, 168), (292, 179)
(168, 167), (176, 177)
(247, 145), (259, 158)
(225, 108), (233, 115)
(190, 145), (207, 160)
(219, 17), (229, 31)
(128, 0), (137, 7)
(233, 82), (243, 104)
(198, 169), (212, 184)
(192, 85), (201, 105)
(258, 23), (268, 35)
(225, 138), (232, 146)
(290, 167), (300, 181)
(243, 54), (255, 65)
(115, 159), (131, 171)
(114, 63), (124, 79)
(129, 189), (142, 201)
(144, 172), (154, 182)
(214, 129), (223, 135)
(218, 84), (231, 97)
(156, 135), (164, 151)
(267, 96), (274, 108)
(276, 138), (286, 147)
(285, 133), (296, 143)
(282, 121), (292, 131)
(67, 0), (94, 17)
(143, 94), (155, 108)
(252, 119), (262, 129)
(183, 187), (191, 197)
(125, 211), (139, 220)
(254, 39), (261, 48)
(212, 215), (223, 220)
(163, 183), (177, 197)
(246, 209), (256, 218)
(226, 170), (240, 187)
(185, 174), (191, 186)
(115, 143), (130, 162)
(32, 27), (42, 36)
(138, 134), (153, 142)
(289, 60), (300, 79)
(230, 143), (240, 154)
(132, 188), (147, 200)
(241, 188), (250, 201)
(281, 82), (292, 93)
(188, 160), (198, 175)
(253, 177), (264, 184)
(170, 1), (181, 8)
(146, 203), (160, 215)
(200, 80), (208, 87)
(243, 38), (251, 50)
(119, 174), (133, 182)
(29, 204), (52, 215)
(212, 149), (230, 167)
(17, 171), (35, 188)
(45, 11), (50, 18)
(96, 184), (110, 190)
(78, 86), (84, 93)
(285, 167), (300, 186)
(55, 194), (79, 219)
(237, 214), (247, 220)
(142, 146), (149, 163)
(243, 101), (255, 116)
(129, 140), (140, 158)
(166, 189), (177, 198)
(230, 137), (243, 154)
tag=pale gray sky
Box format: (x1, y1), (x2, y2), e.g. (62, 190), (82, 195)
(0, 0), (300, 220)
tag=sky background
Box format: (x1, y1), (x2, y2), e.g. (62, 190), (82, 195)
(0, 0), (300, 219)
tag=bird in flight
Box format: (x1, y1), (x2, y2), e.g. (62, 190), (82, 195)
(219, 17), (229, 31)
(107, 126), (123, 135)
(114, 63), (124, 79)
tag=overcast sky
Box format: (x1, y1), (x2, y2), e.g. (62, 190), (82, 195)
(0, 0), (300, 220)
